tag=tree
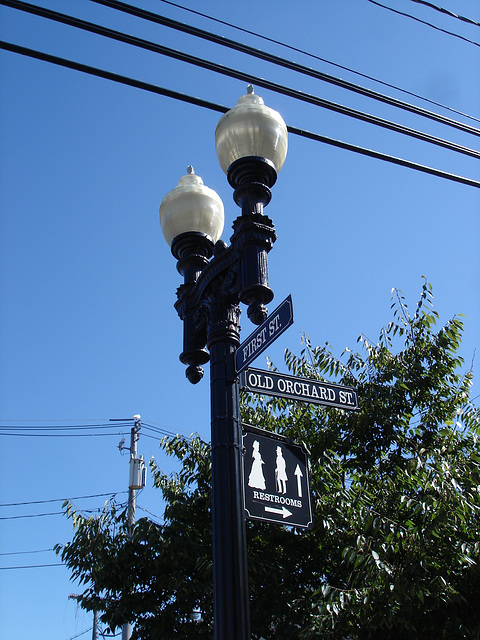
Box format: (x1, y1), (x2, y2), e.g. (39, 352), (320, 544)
(56, 280), (480, 639)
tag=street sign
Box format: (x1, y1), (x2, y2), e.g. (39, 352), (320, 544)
(240, 367), (359, 411)
(236, 295), (294, 374)
(242, 426), (313, 529)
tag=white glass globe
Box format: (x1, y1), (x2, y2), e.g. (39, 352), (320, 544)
(215, 86), (288, 175)
(159, 167), (225, 247)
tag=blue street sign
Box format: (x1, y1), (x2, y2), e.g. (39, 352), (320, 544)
(236, 295), (294, 374)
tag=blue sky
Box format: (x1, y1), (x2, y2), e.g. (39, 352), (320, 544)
(0, 1), (479, 638)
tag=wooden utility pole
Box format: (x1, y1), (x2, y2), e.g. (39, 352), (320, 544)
(122, 414), (141, 640)
(92, 610), (98, 640)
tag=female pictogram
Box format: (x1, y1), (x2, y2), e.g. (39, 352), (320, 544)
(248, 440), (266, 490)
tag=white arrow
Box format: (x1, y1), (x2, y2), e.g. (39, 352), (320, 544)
(294, 464), (303, 498)
(265, 505), (292, 519)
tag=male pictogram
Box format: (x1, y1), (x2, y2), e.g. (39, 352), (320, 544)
(275, 446), (288, 494)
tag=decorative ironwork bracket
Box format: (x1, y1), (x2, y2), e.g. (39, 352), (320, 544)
(170, 156), (278, 384)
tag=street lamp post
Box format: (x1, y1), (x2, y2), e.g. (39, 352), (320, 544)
(159, 86), (287, 640)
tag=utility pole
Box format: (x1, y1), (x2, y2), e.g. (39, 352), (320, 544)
(126, 414), (141, 535)
(122, 414), (143, 640)
(70, 415), (144, 640)
(92, 610), (98, 640)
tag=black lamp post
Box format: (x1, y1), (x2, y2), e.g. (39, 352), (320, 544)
(159, 86), (288, 640)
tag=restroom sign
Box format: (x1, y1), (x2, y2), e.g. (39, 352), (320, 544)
(242, 426), (313, 529)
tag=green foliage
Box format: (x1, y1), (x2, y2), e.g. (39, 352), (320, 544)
(57, 280), (480, 639)
(56, 436), (214, 639)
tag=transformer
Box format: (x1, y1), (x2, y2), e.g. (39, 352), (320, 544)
(129, 455), (146, 490)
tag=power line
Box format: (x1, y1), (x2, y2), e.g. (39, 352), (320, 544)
(3, 417), (127, 422)
(286, 123), (480, 188)
(0, 420), (179, 438)
(86, 0), (480, 138)
(4, 1), (480, 160)
(366, 0), (480, 48)
(0, 509), (104, 520)
(0, 511), (64, 520)
(142, 422), (179, 436)
(0, 506), (121, 521)
(66, 629), (94, 640)
(141, 433), (164, 442)
(143, 419), (192, 433)
(1, 39), (227, 108)
(0, 432), (129, 438)
(0, 563), (64, 569)
(136, 504), (163, 524)
(408, 0), (480, 28)
(139, 425), (192, 441)
(0, 416), (181, 439)
(0, 423), (124, 430)
(0, 491), (126, 507)
(1, 40), (479, 189)
(0, 421), (133, 437)
(0, 429), (172, 440)
(0, 548), (53, 555)
(154, 0), (480, 125)
(1, 502), (126, 520)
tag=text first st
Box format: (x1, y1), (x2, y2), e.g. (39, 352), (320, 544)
(240, 313), (282, 362)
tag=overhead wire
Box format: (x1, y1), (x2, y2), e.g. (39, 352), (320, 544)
(0, 491), (126, 506)
(0, 505), (118, 520)
(154, 0), (480, 125)
(85, 0), (480, 138)
(366, 0), (480, 48)
(135, 420), (194, 440)
(0, 418), (186, 440)
(0, 563), (64, 569)
(2, 417), (127, 423)
(141, 432), (165, 442)
(1, 40), (479, 189)
(1, 505), (126, 521)
(0, 511), (66, 520)
(0, 432), (129, 437)
(4, 0), (480, 160)
(0, 420), (134, 437)
(136, 504), (164, 523)
(0, 423), (126, 430)
(407, 0), (480, 28)
(0, 548), (54, 555)
(143, 422), (183, 437)
(66, 629), (94, 640)
(285, 122), (480, 187)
